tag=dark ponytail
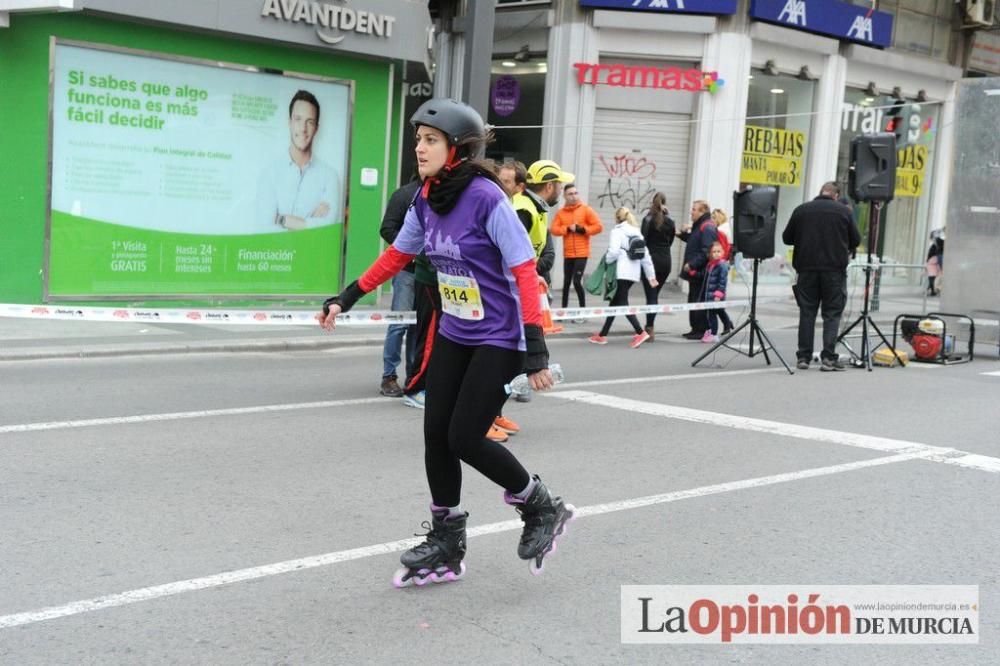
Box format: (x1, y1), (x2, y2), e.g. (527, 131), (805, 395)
(650, 192), (667, 231)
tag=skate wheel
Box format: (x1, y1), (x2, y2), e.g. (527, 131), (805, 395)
(433, 561), (466, 583)
(392, 568), (414, 589)
(529, 557), (545, 576)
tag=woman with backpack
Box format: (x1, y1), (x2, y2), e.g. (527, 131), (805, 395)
(588, 207), (657, 348)
(640, 192), (676, 342)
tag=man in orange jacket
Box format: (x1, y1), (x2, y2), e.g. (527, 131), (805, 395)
(551, 183), (603, 312)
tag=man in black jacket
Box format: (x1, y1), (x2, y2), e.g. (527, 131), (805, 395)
(782, 182), (861, 371)
(377, 179), (421, 396)
(677, 200), (717, 339)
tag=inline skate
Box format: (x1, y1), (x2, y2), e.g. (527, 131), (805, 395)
(505, 476), (576, 575)
(392, 508), (468, 588)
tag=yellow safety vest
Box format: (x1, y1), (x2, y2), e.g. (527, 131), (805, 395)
(512, 191), (547, 259)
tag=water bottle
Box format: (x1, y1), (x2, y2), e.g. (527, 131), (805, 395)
(505, 363), (564, 397)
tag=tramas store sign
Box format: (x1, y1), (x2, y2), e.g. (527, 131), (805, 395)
(574, 63), (723, 92)
(579, 0), (737, 14)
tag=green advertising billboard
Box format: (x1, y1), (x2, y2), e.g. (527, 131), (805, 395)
(49, 42), (353, 298)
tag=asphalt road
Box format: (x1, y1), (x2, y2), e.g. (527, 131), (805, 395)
(1, 326), (998, 664)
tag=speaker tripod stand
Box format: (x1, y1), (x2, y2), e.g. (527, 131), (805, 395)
(692, 258), (793, 374)
(836, 200), (893, 371)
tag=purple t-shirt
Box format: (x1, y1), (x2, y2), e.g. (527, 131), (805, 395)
(394, 176), (535, 351)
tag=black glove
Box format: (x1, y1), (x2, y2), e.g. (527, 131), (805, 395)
(322, 280), (366, 315)
(523, 323), (549, 375)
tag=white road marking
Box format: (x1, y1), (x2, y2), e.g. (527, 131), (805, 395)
(558, 367), (781, 389)
(981, 371), (1000, 377)
(0, 370), (771, 434)
(0, 397), (384, 434)
(319, 346), (376, 355)
(0, 451), (929, 630)
(548, 391), (1000, 475)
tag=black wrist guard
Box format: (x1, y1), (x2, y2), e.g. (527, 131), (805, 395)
(523, 323), (549, 375)
(322, 280), (366, 315)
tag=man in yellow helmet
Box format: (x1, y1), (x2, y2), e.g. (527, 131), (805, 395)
(513, 160), (575, 261)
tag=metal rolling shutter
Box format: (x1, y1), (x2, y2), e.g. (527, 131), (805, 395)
(585, 108), (692, 280)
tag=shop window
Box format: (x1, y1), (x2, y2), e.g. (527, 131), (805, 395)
(497, 0), (551, 6)
(836, 88), (940, 283)
(852, 0), (954, 60)
(398, 62), (432, 186)
(896, 10), (937, 57)
(742, 69), (816, 279)
(486, 57), (546, 166)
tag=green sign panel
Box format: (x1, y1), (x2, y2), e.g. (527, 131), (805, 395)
(50, 43), (352, 297)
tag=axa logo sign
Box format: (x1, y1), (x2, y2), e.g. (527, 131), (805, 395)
(633, 0), (687, 8)
(578, 0), (737, 14)
(847, 15), (873, 42)
(260, 0), (396, 46)
(777, 0), (806, 26)
(750, 0), (892, 48)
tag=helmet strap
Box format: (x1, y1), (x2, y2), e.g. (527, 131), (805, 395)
(443, 146), (461, 171)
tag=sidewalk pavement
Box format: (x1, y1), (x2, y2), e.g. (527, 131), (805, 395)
(0, 283), (947, 362)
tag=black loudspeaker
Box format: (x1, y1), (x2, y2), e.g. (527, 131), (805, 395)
(849, 133), (896, 202)
(732, 186), (777, 260)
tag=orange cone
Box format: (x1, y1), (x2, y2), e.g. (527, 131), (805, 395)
(539, 276), (563, 334)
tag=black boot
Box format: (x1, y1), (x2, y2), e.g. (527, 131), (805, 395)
(505, 476), (575, 574)
(393, 508), (468, 587)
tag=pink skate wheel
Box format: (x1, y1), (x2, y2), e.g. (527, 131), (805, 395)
(392, 568), (413, 588)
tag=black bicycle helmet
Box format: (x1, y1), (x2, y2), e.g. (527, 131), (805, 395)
(410, 98), (486, 146)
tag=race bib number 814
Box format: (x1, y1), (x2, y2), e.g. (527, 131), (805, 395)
(438, 273), (484, 320)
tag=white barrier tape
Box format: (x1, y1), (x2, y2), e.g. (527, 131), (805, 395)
(549, 297), (786, 321)
(0, 303), (414, 327)
(0, 298), (787, 327)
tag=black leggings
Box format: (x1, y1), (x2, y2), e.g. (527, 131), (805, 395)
(423, 334), (531, 507)
(599, 279), (643, 336)
(562, 257), (588, 308)
(641, 264), (670, 328)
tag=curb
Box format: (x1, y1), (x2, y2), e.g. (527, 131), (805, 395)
(0, 335), (385, 362)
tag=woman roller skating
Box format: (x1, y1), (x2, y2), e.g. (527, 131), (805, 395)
(317, 98), (575, 587)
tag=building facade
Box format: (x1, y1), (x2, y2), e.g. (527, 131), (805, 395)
(482, 0), (973, 286)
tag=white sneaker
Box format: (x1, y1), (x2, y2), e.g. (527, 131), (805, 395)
(402, 391), (426, 409)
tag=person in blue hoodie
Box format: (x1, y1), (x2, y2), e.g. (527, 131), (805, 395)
(702, 241), (733, 343)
